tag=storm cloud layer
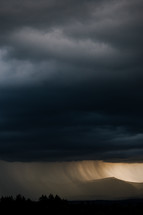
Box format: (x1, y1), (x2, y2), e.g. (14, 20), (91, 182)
(0, 0), (143, 162)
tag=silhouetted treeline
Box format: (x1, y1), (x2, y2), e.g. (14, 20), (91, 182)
(0, 194), (67, 214)
(1, 195), (143, 215)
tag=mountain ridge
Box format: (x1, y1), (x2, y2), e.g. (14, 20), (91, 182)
(68, 177), (143, 200)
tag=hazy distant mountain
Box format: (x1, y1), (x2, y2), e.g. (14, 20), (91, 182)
(69, 177), (143, 200)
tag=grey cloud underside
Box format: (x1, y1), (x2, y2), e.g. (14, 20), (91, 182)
(0, 0), (143, 161)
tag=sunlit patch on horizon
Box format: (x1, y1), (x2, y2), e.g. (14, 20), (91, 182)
(66, 161), (143, 183)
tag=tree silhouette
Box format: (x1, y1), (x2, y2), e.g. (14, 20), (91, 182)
(49, 194), (54, 201)
(15, 194), (26, 202)
(39, 195), (48, 203)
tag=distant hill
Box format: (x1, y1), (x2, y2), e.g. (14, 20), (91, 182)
(69, 177), (143, 200)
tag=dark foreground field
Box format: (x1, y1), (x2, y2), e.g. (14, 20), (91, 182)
(1, 195), (143, 215)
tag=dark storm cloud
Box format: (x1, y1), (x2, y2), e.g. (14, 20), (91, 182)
(0, 82), (143, 162)
(0, 0), (143, 162)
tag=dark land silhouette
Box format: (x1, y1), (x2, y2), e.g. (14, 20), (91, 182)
(0, 194), (143, 215)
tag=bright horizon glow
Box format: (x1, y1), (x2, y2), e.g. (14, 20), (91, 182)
(75, 161), (143, 183)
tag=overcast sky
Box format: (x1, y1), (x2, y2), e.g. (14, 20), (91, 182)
(0, 0), (143, 162)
